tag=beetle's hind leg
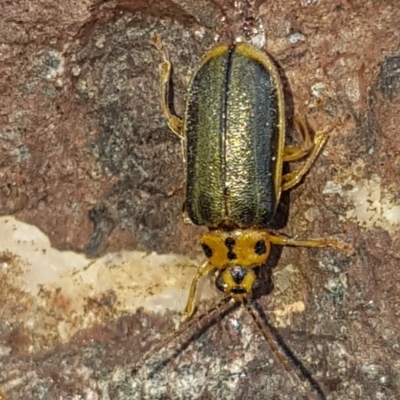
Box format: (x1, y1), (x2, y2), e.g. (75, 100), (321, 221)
(282, 115), (338, 191)
(152, 35), (184, 138)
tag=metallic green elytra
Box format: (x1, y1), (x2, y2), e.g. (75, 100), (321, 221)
(185, 43), (285, 229)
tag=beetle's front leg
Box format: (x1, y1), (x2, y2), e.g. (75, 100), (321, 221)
(265, 231), (350, 252)
(179, 261), (214, 327)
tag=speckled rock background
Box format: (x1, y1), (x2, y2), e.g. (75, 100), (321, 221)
(1, 0), (400, 399)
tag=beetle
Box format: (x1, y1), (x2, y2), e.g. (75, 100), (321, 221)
(133, 37), (348, 386)
(153, 36), (347, 324)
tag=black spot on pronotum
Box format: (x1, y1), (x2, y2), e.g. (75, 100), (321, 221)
(254, 239), (267, 255)
(201, 243), (213, 258)
(224, 237), (236, 248)
(225, 237), (237, 260)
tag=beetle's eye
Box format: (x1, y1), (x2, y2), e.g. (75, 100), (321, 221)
(201, 243), (213, 258)
(251, 278), (264, 295)
(216, 275), (227, 293)
(254, 239), (267, 255)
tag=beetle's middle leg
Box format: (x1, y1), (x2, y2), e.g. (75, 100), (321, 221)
(153, 35), (183, 138)
(282, 115), (338, 191)
(282, 115), (315, 162)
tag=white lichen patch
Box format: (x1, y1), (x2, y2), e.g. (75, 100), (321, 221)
(271, 264), (308, 328)
(0, 216), (216, 352)
(324, 173), (400, 234)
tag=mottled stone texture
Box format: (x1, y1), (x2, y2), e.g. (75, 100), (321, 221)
(1, 0), (400, 399)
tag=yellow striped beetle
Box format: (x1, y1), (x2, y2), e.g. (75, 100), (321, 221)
(133, 37), (348, 384)
(155, 37), (347, 324)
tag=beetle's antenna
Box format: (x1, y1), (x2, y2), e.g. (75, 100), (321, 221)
(243, 298), (325, 400)
(132, 296), (233, 375)
(243, 298), (292, 373)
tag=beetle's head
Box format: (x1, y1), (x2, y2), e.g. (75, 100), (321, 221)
(200, 229), (270, 299)
(215, 265), (263, 299)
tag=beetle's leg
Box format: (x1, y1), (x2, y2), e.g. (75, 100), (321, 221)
(265, 231), (350, 252)
(282, 115), (340, 191)
(181, 201), (194, 224)
(180, 261), (214, 327)
(152, 35), (184, 138)
(282, 115), (314, 162)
